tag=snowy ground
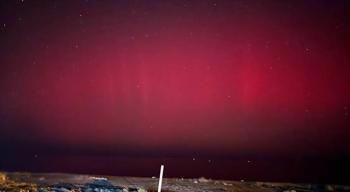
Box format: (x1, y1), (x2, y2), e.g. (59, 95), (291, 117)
(1, 172), (349, 192)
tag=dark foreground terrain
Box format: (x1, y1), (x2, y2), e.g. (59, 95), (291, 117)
(0, 171), (349, 192)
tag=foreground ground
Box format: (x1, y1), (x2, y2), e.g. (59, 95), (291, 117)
(0, 172), (349, 192)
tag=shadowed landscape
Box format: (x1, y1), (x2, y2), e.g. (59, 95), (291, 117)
(1, 172), (350, 192)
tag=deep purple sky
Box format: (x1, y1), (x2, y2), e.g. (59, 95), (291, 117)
(0, 0), (350, 162)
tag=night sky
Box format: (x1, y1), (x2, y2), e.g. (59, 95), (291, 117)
(1, 0), (350, 183)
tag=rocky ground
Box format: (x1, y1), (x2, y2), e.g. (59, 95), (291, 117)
(0, 172), (349, 192)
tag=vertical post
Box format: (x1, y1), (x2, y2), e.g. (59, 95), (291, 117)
(157, 165), (164, 192)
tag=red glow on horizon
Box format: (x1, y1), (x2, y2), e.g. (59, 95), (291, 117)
(0, 0), (349, 157)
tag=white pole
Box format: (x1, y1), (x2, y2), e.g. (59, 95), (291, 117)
(157, 165), (164, 192)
